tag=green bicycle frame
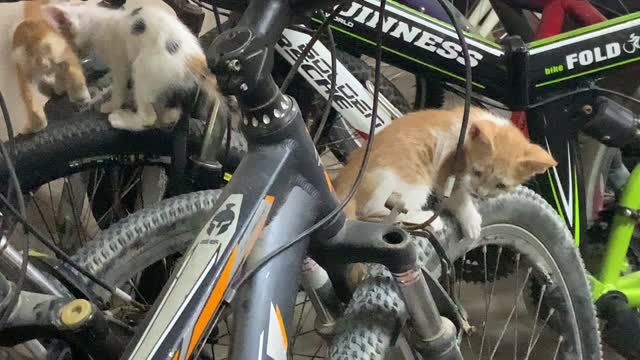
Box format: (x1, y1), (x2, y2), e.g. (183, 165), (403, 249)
(591, 165), (640, 306)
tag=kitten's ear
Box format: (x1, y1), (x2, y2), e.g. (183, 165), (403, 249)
(518, 144), (557, 175)
(468, 121), (495, 153)
(43, 6), (77, 35)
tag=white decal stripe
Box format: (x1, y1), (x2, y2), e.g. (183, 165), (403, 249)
(129, 194), (243, 359)
(545, 138), (572, 226)
(567, 145), (573, 224)
(277, 29), (396, 134)
(530, 18), (640, 55)
(363, 0), (503, 56)
(266, 303), (287, 360)
(258, 331), (265, 360)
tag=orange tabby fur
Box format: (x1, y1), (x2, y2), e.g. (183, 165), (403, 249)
(333, 106), (557, 238)
(12, 0), (89, 133)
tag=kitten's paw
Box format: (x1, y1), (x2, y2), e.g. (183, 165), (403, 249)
(459, 210), (482, 240)
(70, 87), (91, 105)
(109, 110), (146, 131)
(24, 108), (47, 133)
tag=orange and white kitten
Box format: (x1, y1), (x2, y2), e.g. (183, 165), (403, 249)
(12, 1), (90, 133)
(333, 106), (557, 239)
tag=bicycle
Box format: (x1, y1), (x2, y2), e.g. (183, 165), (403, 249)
(0, 0), (605, 358)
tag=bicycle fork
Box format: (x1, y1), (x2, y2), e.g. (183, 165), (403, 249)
(312, 220), (462, 360)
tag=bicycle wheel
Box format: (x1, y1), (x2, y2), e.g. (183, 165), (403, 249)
(0, 99), (233, 254)
(329, 187), (601, 360)
(67, 190), (341, 358)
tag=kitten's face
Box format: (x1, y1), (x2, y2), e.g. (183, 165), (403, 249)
(464, 118), (557, 199)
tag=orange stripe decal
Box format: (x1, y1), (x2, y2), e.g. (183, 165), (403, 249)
(265, 195), (275, 204)
(274, 305), (288, 350)
(324, 171), (334, 193)
(186, 247), (238, 358)
(171, 350), (180, 360)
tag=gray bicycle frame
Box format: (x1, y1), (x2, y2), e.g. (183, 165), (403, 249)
(112, 0), (472, 357)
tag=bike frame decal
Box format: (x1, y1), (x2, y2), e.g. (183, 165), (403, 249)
(529, 15), (640, 88)
(276, 29), (399, 134)
(123, 193), (276, 359)
(545, 140), (574, 228)
(546, 170), (567, 225)
(183, 247), (238, 359)
(311, 0), (508, 100)
(385, 0), (501, 49)
(128, 194), (244, 359)
(260, 302), (288, 360)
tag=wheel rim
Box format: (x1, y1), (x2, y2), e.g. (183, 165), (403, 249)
(451, 224), (582, 359)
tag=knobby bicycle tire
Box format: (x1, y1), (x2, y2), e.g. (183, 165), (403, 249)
(329, 187), (602, 360)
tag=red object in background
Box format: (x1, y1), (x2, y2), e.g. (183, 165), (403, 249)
(511, 111), (530, 138)
(535, 0), (606, 39)
(508, 0), (606, 136)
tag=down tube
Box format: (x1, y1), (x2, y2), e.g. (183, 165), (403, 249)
(121, 140), (318, 359)
(229, 187), (320, 360)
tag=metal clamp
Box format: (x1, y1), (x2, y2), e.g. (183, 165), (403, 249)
(618, 206), (640, 221)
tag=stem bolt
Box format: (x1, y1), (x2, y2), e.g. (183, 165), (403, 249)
(227, 59), (241, 72)
(582, 104), (593, 115)
(240, 83), (248, 92)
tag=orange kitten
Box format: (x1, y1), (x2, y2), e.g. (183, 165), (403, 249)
(333, 106), (557, 239)
(12, 1), (90, 133)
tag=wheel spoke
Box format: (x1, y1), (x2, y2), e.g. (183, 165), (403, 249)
(291, 294), (309, 349)
(84, 169), (105, 229)
(552, 336), (564, 360)
(64, 177), (88, 245)
(31, 194), (59, 245)
(513, 253), (520, 360)
(127, 279), (150, 305)
(488, 267), (532, 360)
(524, 284), (547, 360)
(309, 343), (324, 359)
(525, 308), (556, 359)
(479, 246), (502, 359)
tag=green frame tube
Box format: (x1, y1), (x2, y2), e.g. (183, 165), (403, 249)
(593, 165), (640, 306)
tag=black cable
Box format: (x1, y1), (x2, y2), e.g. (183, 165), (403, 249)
(279, 4), (346, 94)
(233, 0), (389, 289)
(290, 25), (318, 36)
(0, 92), (16, 159)
(0, 92), (27, 329)
(210, 0), (224, 34)
(0, 191), (121, 296)
(527, 85), (640, 110)
(434, 0), (473, 185)
(593, 86), (640, 105)
(313, 12), (337, 144)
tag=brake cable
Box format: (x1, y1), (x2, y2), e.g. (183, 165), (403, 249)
(233, 0), (389, 289)
(0, 91), (29, 329)
(235, 0), (475, 289)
